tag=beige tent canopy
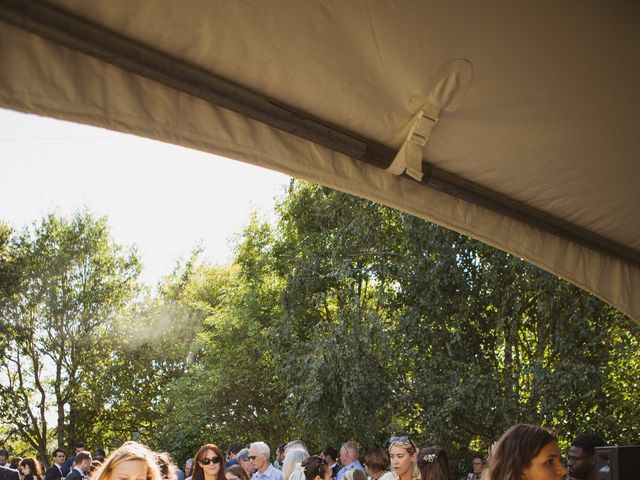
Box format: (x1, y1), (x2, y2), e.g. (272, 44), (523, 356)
(2, 1), (639, 321)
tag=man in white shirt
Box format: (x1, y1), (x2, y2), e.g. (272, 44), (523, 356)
(249, 442), (284, 480)
(336, 442), (363, 480)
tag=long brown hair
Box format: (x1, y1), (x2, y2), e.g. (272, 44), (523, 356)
(416, 447), (448, 480)
(192, 445), (225, 480)
(484, 424), (556, 480)
(224, 465), (249, 480)
(19, 458), (42, 480)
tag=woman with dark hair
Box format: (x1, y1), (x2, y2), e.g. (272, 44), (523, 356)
(19, 458), (43, 480)
(416, 447), (448, 480)
(192, 445), (225, 480)
(9, 458), (22, 470)
(388, 437), (419, 480)
(224, 465), (250, 480)
(288, 456), (331, 480)
(484, 424), (567, 480)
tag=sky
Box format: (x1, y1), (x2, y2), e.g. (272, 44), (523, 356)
(0, 108), (291, 285)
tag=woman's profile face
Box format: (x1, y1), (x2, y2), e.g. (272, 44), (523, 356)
(240, 459), (253, 476)
(111, 460), (147, 480)
(521, 441), (567, 480)
(20, 464), (31, 476)
(389, 446), (415, 479)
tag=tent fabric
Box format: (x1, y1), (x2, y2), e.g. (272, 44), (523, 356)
(1, 1), (639, 321)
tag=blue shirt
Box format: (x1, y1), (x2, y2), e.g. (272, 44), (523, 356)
(252, 464), (284, 480)
(336, 461), (364, 480)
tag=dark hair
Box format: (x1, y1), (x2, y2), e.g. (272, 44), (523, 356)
(52, 449), (66, 458)
(290, 456), (329, 480)
(351, 471), (366, 480)
(416, 447), (448, 480)
(322, 447), (337, 462)
(228, 443), (244, 456)
(10, 457), (22, 470)
(75, 451), (92, 464)
(0, 449), (9, 458)
(20, 457), (43, 480)
(75, 442), (87, 450)
(225, 465), (250, 480)
(484, 424), (556, 480)
(156, 452), (176, 480)
(571, 433), (606, 456)
(364, 448), (389, 474)
(90, 460), (102, 475)
(192, 444), (225, 480)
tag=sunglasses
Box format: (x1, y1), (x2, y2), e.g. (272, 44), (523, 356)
(200, 457), (222, 465)
(389, 435), (418, 450)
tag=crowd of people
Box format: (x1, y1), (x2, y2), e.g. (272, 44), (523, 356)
(0, 424), (606, 480)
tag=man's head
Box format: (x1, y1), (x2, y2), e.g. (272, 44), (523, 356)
(322, 447), (337, 465)
(248, 442), (270, 473)
(340, 442), (359, 467)
(74, 443), (87, 455)
(74, 451), (92, 472)
(227, 442), (244, 461)
(568, 433), (605, 480)
(0, 449), (8, 465)
(275, 444), (286, 464)
(93, 449), (106, 463)
(471, 457), (484, 474)
(52, 449), (66, 466)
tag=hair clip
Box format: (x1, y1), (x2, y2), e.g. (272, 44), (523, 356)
(423, 453), (437, 463)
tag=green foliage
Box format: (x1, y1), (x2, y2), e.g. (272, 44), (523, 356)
(2, 183), (638, 480)
(156, 256), (290, 464)
(0, 211), (140, 463)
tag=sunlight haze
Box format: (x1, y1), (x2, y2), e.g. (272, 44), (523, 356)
(0, 108), (291, 285)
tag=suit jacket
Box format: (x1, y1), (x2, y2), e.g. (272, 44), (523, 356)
(45, 465), (64, 480)
(0, 465), (20, 480)
(61, 457), (75, 477)
(65, 468), (84, 480)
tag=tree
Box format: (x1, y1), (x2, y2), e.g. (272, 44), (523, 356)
(265, 184), (403, 448)
(156, 243), (291, 462)
(0, 211), (140, 462)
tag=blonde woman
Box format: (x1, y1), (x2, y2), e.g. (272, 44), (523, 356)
(92, 442), (161, 480)
(388, 437), (419, 480)
(282, 449), (309, 480)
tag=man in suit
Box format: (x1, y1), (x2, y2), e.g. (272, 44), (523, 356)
(65, 451), (92, 480)
(62, 443), (86, 477)
(321, 447), (339, 479)
(45, 449), (66, 480)
(0, 465), (19, 480)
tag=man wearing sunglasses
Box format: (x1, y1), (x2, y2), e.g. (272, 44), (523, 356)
(567, 433), (605, 480)
(248, 442), (284, 480)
